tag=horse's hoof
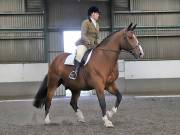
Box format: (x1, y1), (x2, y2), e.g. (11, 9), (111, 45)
(102, 115), (114, 127)
(104, 121), (114, 128)
(76, 109), (85, 123)
(78, 118), (86, 123)
(45, 114), (51, 124)
(45, 119), (51, 124)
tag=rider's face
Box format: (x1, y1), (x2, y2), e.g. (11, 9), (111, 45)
(91, 12), (100, 21)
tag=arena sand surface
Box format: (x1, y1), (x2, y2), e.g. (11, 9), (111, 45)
(0, 95), (180, 135)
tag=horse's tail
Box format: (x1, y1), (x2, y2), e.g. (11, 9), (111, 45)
(33, 74), (48, 109)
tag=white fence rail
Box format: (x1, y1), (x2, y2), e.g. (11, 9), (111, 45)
(0, 60), (179, 83)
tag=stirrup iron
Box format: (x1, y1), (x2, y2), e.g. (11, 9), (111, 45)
(69, 71), (77, 80)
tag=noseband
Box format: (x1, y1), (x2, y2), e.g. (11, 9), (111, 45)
(128, 44), (140, 53)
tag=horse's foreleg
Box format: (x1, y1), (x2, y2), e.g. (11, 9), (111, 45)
(44, 74), (59, 124)
(70, 90), (85, 122)
(96, 88), (114, 127)
(106, 83), (122, 118)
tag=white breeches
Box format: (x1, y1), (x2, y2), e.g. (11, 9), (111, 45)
(75, 45), (88, 62)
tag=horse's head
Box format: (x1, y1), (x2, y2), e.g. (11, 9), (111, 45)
(122, 23), (144, 59)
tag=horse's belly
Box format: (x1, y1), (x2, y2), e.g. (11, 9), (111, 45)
(62, 78), (92, 91)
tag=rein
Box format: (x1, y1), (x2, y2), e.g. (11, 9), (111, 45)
(95, 44), (139, 54)
(95, 48), (119, 53)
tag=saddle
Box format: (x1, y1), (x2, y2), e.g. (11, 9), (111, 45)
(64, 49), (93, 66)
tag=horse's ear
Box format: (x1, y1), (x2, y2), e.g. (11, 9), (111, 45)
(131, 24), (137, 31)
(127, 23), (133, 31)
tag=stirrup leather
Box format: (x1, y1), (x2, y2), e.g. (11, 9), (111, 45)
(69, 71), (77, 80)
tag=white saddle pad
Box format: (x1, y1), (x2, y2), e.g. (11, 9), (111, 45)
(64, 50), (93, 66)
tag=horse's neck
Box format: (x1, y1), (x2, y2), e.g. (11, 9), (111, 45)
(95, 33), (121, 65)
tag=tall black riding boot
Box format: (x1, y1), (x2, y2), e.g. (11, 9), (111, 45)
(69, 60), (82, 80)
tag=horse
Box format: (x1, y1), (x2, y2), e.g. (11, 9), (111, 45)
(33, 23), (144, 127)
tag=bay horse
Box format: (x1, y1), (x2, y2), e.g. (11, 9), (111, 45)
(33, 23), (144, 127)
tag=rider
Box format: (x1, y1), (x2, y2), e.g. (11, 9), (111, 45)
(69, 6), (100, 80)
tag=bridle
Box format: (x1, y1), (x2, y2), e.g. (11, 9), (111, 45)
(127, 44), (140, 53)
(123, 30), (140, 53)
(94, 29), (140, 54)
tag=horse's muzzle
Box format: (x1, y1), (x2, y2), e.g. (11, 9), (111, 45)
(139, 45), (144, 58)
(139, 52), (144, 58)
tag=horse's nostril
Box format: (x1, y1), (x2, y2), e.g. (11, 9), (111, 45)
(139, 52), (144, 58)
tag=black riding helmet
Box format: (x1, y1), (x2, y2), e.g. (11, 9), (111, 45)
(88, 6), (100, 16)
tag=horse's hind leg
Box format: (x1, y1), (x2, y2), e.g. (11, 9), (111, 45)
(106, 82), (122, 118)
(44, 73), (59, 124)
(70, 90), (85, 122)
